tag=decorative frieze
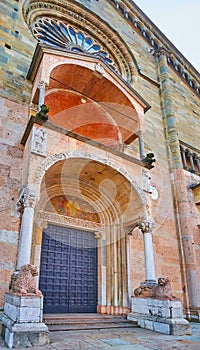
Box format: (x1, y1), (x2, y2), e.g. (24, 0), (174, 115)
(36, 210), (102, 231)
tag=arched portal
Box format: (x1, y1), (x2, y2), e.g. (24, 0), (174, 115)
(35, 157), (147, 314)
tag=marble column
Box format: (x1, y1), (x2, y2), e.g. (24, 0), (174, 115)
(195, 156), (200, 173)
(188, 151), (195, 172)
(136, 130), (146, 160)
(38, 80), (47, 112)
(138, 221), (156, 285)
(17, 188), (37, 270)
(180, 145), (187, 169)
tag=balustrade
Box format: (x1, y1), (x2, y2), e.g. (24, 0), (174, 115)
(180, 141), (200, 175)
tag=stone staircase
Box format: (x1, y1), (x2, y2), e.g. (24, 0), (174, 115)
(43, 313), (137, 331)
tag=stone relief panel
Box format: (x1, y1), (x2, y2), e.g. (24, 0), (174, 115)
(31, 126), (47, 156)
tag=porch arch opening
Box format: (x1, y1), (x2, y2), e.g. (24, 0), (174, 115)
(36, 157), (147, 314)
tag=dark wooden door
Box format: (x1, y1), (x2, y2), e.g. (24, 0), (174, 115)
(39, 225), (98, 313)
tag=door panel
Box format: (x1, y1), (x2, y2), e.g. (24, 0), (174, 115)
(39, 225), (98, 313)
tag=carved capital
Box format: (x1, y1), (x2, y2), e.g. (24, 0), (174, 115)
(138, 220), (154, 233)
(94, 231), (103, 239)
(38, 80), (48, 89)
(135, 130), (144, 137)
(18, 187), (38, 209)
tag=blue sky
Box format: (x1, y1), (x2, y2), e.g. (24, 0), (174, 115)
(133, 0), (199, 73)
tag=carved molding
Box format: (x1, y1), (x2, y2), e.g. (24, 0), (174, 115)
(35, 210), (102, 231)
(33, 150), (150, 218)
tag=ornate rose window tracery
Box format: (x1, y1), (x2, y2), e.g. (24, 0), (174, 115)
(33, 18), (118, 72)
(23, 0), (136, 83)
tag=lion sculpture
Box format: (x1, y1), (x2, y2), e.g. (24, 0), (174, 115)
(9, 264), (42, 296)
(134, 277), (179, 300)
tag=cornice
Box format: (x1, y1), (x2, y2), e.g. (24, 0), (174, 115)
(108, 0), (200, 98)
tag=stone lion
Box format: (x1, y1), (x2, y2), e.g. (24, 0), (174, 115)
(9, 264), (42, 296)
(134, 277), (179, 300)
(134, 285), (153, 298)
(152, 277), (179, 300)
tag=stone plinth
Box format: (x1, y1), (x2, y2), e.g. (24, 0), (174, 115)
(0, 294), (49, 348)
(127, 297), (191, 336)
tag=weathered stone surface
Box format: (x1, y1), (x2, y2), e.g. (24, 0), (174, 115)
(1, 295), (49, 348)
(128, 297), (191, 335)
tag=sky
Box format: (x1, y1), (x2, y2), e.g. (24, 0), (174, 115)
(133, 0), (200, 73)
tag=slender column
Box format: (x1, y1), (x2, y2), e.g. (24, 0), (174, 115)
(188, 151), (195, 172)
(136, 130), (145, 159)
(180, 146), (187, 169)
(17, 188), (37, 270)
(38, 80), (48, 112)
(106, 226), (111, 312)
(113, 226), (118, 308)
(138, 221), (156, 285)
(126, 235), (132, 306)
(195, 156), (200, 173)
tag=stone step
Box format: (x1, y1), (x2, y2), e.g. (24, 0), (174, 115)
(47, 322), (136, 331)
(43, 314), (137, 331)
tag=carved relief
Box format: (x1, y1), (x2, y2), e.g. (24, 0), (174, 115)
(9, 264), (42, 296)
(36, 210), (102, 231)
(31, 126), (47, 156)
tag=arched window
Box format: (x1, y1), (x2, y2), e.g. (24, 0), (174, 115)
(33, 18), (118, 71)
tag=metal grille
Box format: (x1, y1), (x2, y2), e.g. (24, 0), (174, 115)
(39, 225), (98, 313)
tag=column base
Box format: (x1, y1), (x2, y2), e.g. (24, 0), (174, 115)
(97, 305), (130, 315)
(185, 307), (200, 322)
(141, 280), (157, 287)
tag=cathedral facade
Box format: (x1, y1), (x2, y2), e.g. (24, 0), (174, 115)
(0, 0), (200, 319)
